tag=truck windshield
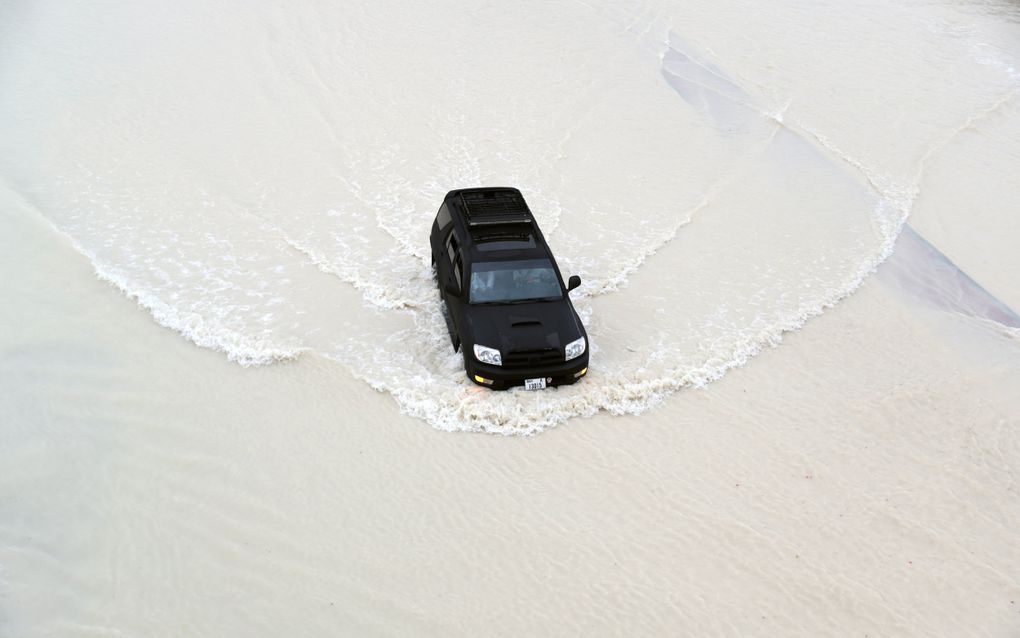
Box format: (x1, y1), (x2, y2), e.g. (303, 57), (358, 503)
(469, 259), (563, 304)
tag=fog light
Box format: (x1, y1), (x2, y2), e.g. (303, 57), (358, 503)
(573, 367), (587, 378)
(474, 375), (494, 385)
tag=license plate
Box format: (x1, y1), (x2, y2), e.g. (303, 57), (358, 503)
(524, 377), (547, 391)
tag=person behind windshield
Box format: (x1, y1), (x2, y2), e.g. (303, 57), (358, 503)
(472, 269), (496, 298)
(470, 260), (562, 303)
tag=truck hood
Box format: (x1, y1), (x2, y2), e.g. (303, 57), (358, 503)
(466, 300), (583, 354)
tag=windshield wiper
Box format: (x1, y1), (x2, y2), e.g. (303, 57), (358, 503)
(471, 296), (561, 306)
(506, 296), (560, 304)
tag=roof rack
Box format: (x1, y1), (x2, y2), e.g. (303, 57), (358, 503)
(471, 228), (533, 243)
(460, 190), (533, 227)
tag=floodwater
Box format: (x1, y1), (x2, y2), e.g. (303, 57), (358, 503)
(2, 2), (1020, 634)
(3, 0), (1017, 433)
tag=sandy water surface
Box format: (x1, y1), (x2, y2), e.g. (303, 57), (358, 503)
(3, 0), (1018, 433)
(2, 0), (1020, 635)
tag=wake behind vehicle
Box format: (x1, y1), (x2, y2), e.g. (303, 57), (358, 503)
(430, 187), (588, 390)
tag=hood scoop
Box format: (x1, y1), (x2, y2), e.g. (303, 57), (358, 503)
(509, 315), (542, 327)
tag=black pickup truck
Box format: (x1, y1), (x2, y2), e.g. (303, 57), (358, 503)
(430, 187), (589, 390)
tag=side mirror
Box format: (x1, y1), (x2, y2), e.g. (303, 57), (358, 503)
(567, 275), (581, 292)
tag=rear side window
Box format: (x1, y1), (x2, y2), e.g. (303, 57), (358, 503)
(446, 232), (459, 263)
(436, 203), (452, 229)
(453, 253), (463, 289)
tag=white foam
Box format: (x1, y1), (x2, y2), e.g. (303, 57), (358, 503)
(29, 202), (308, 367)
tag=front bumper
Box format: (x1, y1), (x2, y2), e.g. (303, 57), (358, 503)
(466, 353), (589, 390)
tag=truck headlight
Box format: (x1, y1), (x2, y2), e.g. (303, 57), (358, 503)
(473, 344), (502, 366)
(565, 336), (586, 361)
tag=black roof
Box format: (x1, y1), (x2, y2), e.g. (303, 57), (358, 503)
(443, 187), (550, 262)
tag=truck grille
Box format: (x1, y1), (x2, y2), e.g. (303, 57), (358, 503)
(503, 348), (562, 369)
